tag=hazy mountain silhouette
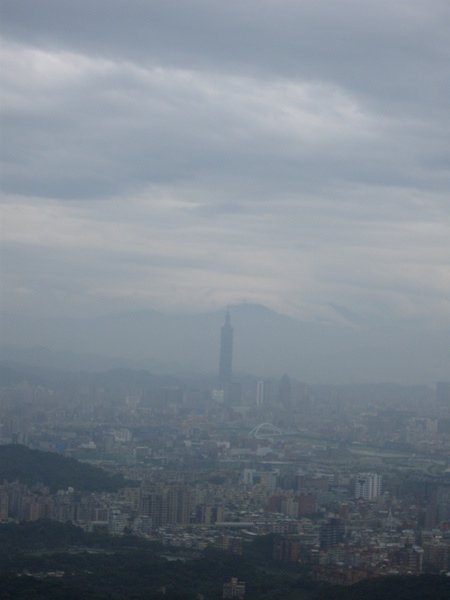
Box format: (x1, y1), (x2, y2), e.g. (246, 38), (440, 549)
(1, 304), (449, 383)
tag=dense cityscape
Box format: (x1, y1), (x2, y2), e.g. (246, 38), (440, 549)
(1, 313), (449, 597)
(2, 0), (450, 597)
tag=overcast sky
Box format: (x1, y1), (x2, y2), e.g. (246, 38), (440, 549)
(1, 0), (449, 326)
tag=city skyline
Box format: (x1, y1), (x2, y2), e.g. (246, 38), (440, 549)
(1, 301), (449, 383)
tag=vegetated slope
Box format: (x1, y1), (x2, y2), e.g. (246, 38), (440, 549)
(0, 520), (157, 555)
(0, 522), (449, 600)
(0, 445), (128, 492)
(313, 574), (450, 600)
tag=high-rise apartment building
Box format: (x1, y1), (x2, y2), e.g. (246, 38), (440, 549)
(141, 486), (191, 528)
(319, 518), (344, 550)
(256, 380), (265, 407)
(354, 473), (382, 501)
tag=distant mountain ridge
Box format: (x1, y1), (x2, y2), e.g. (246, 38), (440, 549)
(0, 361), (181, 391)
(1, 303), (449, 383)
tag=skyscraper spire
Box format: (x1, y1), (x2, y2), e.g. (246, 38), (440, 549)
(219, 309), (233, 382)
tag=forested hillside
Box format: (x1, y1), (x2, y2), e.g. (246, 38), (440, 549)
(0, 521), (448, 600)
(0, 445), (128, 492)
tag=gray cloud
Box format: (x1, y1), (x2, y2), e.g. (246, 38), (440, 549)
(1, 1), (448, 122)
(0, 1), (449, 371)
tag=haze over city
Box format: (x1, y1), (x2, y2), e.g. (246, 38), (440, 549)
(1, 3), (450, 599)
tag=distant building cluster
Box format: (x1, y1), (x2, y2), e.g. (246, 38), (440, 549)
(0, 312), (449, 584)
(223, 577), (245, 599)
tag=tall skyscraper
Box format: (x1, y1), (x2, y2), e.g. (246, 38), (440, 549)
(219, 310), (233, 382)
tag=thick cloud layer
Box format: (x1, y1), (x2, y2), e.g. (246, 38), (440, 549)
(1, 2), (449, 374)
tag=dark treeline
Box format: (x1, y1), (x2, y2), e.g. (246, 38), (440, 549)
(0, 521), (449, 600)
